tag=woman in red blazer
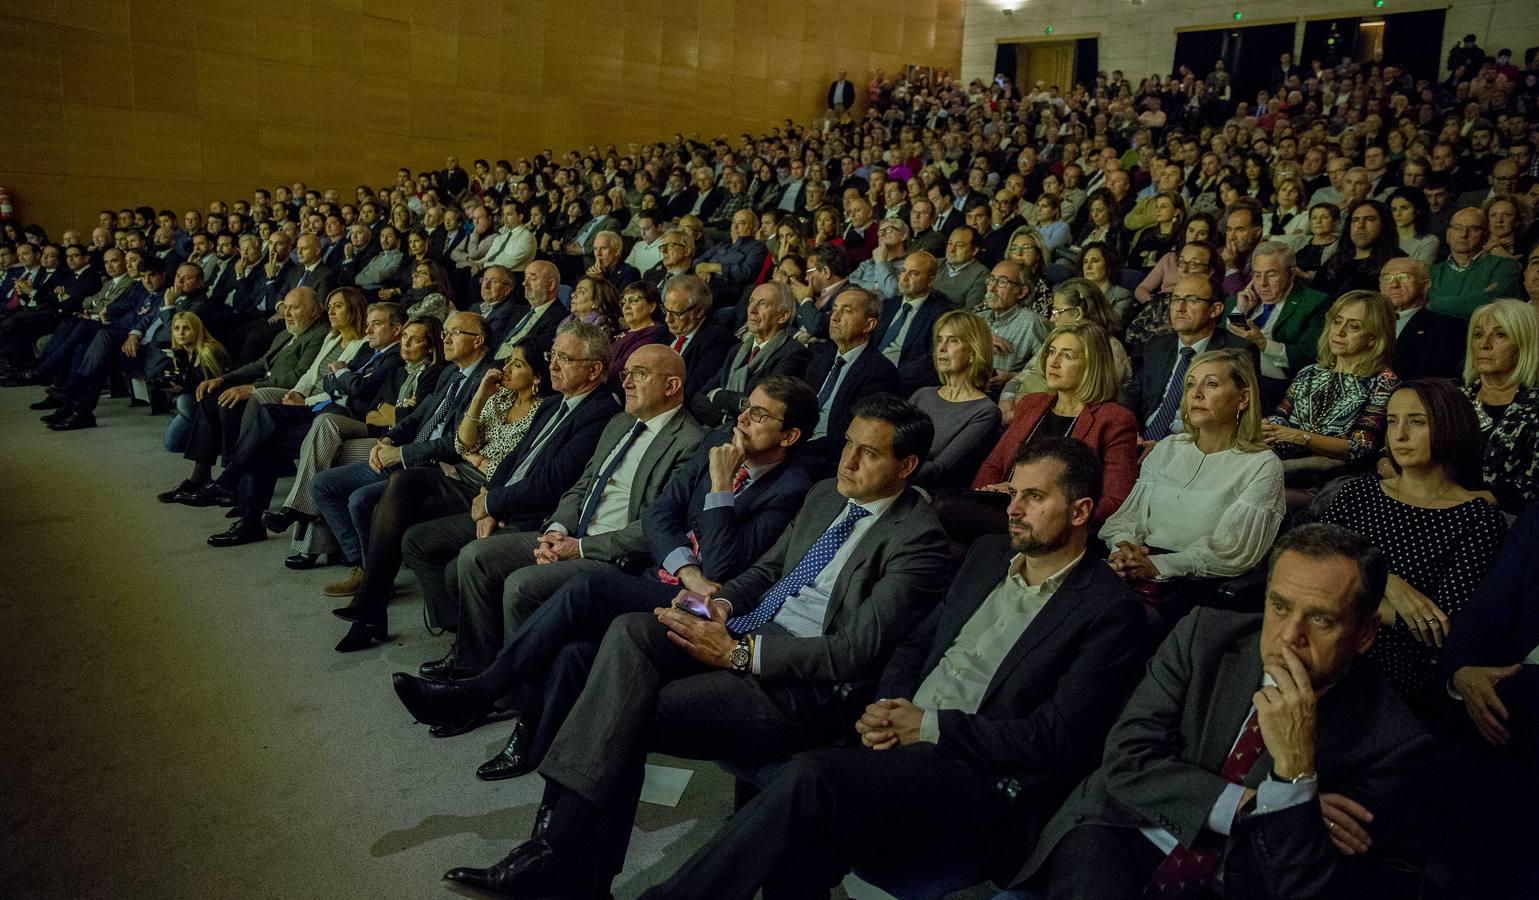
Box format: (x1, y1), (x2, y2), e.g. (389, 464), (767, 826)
(937, 322), (1139, 545)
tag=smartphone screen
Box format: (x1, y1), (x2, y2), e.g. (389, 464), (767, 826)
(677, 593), (713, 619)
(1227, 313), (1250, 328)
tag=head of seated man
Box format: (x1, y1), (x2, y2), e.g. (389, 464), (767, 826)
(837, 394), (933, 504)
(744, 282), (796, 344)
(618, 343), (685, 420)
(441, 310), (489, 367)
(282, 287), (323, 334)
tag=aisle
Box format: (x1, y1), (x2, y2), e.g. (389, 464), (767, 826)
(0, 388), (732, 899)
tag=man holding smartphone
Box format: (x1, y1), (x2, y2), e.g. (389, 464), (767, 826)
(1220, 241), (1329, 411)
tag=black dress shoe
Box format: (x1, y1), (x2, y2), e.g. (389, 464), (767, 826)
(391, 672), (491, 731)
(157, 479), (204, 503)
(443, 838), (598, 896)
(331, 602), (377, 624)
(176, 483), (235, 508)
(40, 404), (75, 424)
(261, 506), (311, 533)
(284, 553), (322, 570)
(29, 394), (64, 410)
(207, 521), (266, 547)
(224, 507), (241, 518)
(418, 653), (478, 681)
(476, 717), (536, 781)
(335, 621), (389, 652)
(47, 410), (96, 431)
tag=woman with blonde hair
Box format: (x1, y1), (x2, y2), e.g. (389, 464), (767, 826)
(160, 311), (229, 451)
(1001, 278), (1132, 416)
(906, 310), (1003, 491)
(1004, 226), (1055, 322)
(1101, 348), (1285, 624)
(1463, 298), (1539, 513)
(1263, 290), (1399, 491)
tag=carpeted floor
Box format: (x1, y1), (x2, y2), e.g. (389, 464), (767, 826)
(0, 387), (756, 898)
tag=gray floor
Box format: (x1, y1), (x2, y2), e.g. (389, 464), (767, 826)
(0, 388), (752, 898)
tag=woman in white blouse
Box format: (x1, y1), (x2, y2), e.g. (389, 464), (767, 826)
(269, 287), (370, 408)
(1100, 348), (1286, 623)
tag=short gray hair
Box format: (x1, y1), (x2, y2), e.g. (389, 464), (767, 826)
(662, 273), (711, 311)
(238, 233), (261, 250)
(767, 281), (797, 319)
(1251, 239), (1295, 270)
(880, 217), (910, 239)
(367, 301), (407, 326)
(661, 228), (694, 256)
(594, 230), (623, 249)
(558, 319), (613, 363)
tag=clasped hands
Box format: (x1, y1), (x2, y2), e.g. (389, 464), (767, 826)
(1108, 541), (1159, 582)
(532, 530), (579, 564)
(855, 698), (923, 750)
(367, 437), (403, 472)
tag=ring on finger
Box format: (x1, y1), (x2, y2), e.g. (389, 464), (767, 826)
(1327, 820), (1336, 831)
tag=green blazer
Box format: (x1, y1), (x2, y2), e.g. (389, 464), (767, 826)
(1223, 281), (1330, 377)
(224, 319), (329, 390)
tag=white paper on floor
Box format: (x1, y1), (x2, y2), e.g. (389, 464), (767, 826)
(639, 764), (694, 807)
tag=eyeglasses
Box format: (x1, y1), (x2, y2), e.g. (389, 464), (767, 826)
(661, 304), (694, 319)
(738, 397), (784, 424)
(660, 241), (687, 251)
(619, 367), (655, 384)
(1378, 272), (1414, 284)
(1175, 257), (1210, 272)
(983, 275), (1025, 288)
(546, 350), (600, 365)
(444, 328), (484, 339)
(619, 294), (652, 306)
(1168, 294), (1215, 307)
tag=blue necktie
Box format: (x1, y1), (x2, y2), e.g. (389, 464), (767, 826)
(816, 356), (846, 408)
(574, 420), (647, 537)
(882, 304), (912, 351)
(1146, 346), (1196, 441)
(417, 371), (466, 442)
(727, 503), (872, 635)
(1252, 302), (1275, 328)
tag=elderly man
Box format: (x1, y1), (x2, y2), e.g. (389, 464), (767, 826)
(659, 274), (734, 402)
(692, 282), (810, 428)
(981, 259), (1046, 391)
(158, 287), (329, 503)
(1429, 208), (1523, 319)
(490, 261), (564, 357)
(585, 230), (638, 292)
(1010, 524), (1430, 899)
(644, 228), (695, 288)
(1378, 257), (1465, 381)
(695, 208), (768, 299)
(850, 218), (907, 300)
(1223, 240), (1330, 408)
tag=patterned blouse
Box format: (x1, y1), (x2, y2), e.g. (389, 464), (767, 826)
(454, 390), (542, 472)
(1266, 365), (1399, 463)
(1465, 382), (1539, 515)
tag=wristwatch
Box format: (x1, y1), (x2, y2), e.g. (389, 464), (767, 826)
(728, 636), (753, 673)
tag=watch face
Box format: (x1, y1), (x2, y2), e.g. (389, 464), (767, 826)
(729, 645), (751, 670)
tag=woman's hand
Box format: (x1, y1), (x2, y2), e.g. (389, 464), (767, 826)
(1108, 541), (1159, 581)
(1379, 574), (1449, 647)
(476, 367), (503, 398)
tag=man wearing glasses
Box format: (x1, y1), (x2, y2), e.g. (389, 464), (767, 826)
(643, 229), (695, 289)
(434, 343), (703, 675)
(1429, 208), (1523, 319)
(491, 261), (563, 360)
(692, 282), (810, 428)
(981, 260), (1046, 392)
(658, 274), (734, 403)
(1378, 257), (1465, 381)
(850, 218), (908, 301)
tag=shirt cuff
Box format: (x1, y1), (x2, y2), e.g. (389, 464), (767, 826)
(1150, 554), (1191, 579)
(750, 635), (763, 675)
(546, 522), (569, 537)
(576, 538), (586, 559)
(1207, 783), (1248, 836)
(919, 708), (941, 744)
(662, 547), (699, 575)
(703, 490), (736, 510)
(1253, 775), (1318, 815)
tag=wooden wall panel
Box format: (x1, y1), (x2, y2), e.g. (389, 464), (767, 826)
(0, 0), (963, 235)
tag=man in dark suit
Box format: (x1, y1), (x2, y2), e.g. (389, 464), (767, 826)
(640, 437), (1152, 897)
(437, 155), (470, 200)
(691, 281), (810, 428)
(1438, 504), (1539, 898)
(802, 288), (901, 478)
(401, 322), (622, 642)
(438, 343), (703, 673)
(287, 233), (335, 299)
(658, 274), (734, 403)
(200, 302), (409, 548)
(929, 182), (964, 236)
(1012, 524), (1432, 899)
(872, 250), (946, 395)
(304, 310), (495, 579)
(391, 375), (818, 771)
(440, 395), (951, 896)
(488, 261), (564, 359)
(1381, 257), (1465, 381)
(585, 231), (639, 293)
(1127, 272), (1260, 443)
(828, 69), (856, 111)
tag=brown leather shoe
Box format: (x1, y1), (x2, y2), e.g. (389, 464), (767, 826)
(322, 566), (364, 597)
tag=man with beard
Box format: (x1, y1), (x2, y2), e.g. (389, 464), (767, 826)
(635, 436), (1151, 898)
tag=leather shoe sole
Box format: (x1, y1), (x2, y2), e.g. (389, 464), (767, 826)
(335, 621), (389, 652)
(284, 553), (323, 570)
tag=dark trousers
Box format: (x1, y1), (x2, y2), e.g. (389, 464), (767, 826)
(401, 512), (478, 630)
(1035, 824), (1164, 900)
(214, 402), (315, 523)
(639, 743), (1012, 900)
(0, 307), (63, 365)
(227, 317), (284, 365)
(63, 327), (132, 412)
(183, 391), (247, 468)
(352, 467), (477, 612)
(36, 317), (97, 381)
(537, 612), (846, 879)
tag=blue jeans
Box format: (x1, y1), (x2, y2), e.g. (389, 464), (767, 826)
(163, 393), (195, 452)
(311, 462), (389, 565)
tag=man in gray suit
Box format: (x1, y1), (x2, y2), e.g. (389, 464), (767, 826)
(1010, 524), (1432, 900)
(689, 281), (810, 428)
(442, 394), (951, 897)
(445, 343), (703, 673)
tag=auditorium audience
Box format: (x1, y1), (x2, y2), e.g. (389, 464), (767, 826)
(1002, 278), (1132, 407)
(1380, 257), (1467, 381)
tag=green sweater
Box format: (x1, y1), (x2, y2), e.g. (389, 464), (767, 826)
(1428, 253), (1523, 319)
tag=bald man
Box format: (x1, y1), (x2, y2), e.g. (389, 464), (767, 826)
(1429, 208), (1523, 319)
(443, 342), (705, 674)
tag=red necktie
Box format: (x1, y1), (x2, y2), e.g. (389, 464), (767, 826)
(746, 344), (760, 366)
(1143, 709), (1265, 898)
(672, 334), (686, 352)
(658, 467), (750, 585)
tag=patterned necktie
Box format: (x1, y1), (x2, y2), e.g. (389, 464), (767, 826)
(658, 466), (750, 585)
(1143, 708), (1266, 898)
(727, 502), (872, 635)
(573, 420), (647, 538)
(417, 371), (466, 442)
(1146, 347), (1196, 441)
(817, 356), (847, 408)
(507, 401), (571, 484)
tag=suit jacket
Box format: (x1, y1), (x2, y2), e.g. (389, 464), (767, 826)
(485, 387), (623, 529)
(794, 280), (856, 341)
(491, 299), (563, 354)
(56, 267), (102, 313)
(205, 259), (237, 307)
(319, 240), (346, 270)
(673, 321), (737, 402)
(387, 353), (497, 467)
(479, 300), (526, 348)
(596, 261), (641, 293)
(1011, 608), (1432, 897)
(642, 430), (813, 582)
(879, 538), (1152, 824)
(910, 230), (946, 258)
(974, 396), (1139, 522)
(1223, 282), (1331, 378)
(689, 328), (811, 427)
(224, 317), (329, 389)
(1126, 329), (1262, 427)
(545, 405), (705, 568)
(1439, 505), (1539, 682)
(828, 79), (856, 109)
(932, 206), (964, 236)
(719, 479), (950, 683)
(800, 342), (902, 476)
(574, 215), (620, 257)
(691, 187), (726, 223)
(660, 189), (698, 222)
(873, 293), (947, 395)
(322, 342), (407, 419)
(438, 166), (469, 198)
(262, 259), (299, 312)
(1393, 306), (1466, 382)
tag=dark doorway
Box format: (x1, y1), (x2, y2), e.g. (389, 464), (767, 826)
(1380, 9), (1447, 82)
(1301, 9), (1447, 83)
(1175, 22), (1297, 106)
(1074, 38), (1100, 88)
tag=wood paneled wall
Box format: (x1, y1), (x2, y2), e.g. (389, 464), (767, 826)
(0, 0), (964, 236)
